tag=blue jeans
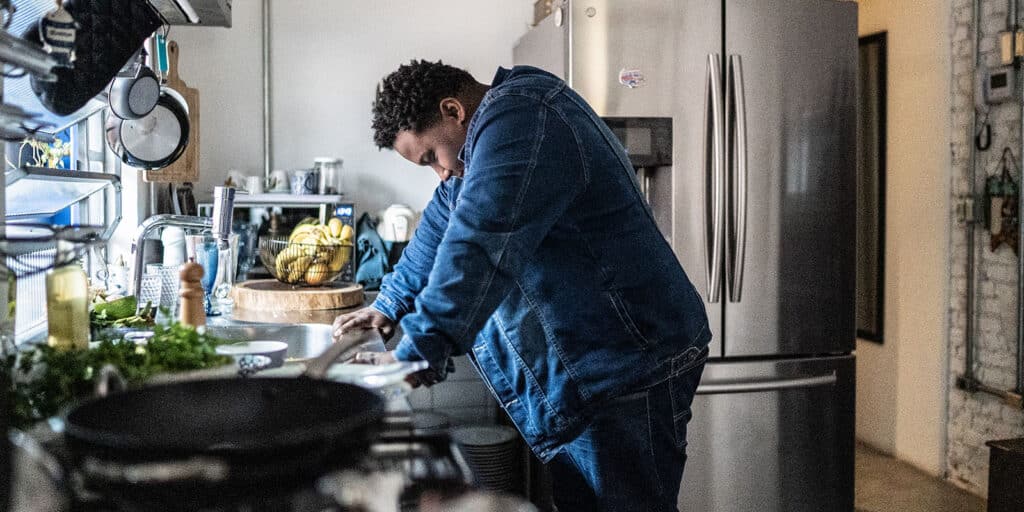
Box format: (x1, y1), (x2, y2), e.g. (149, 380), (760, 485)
(546, 360), (706, 512)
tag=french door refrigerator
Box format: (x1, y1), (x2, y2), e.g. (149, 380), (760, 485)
(514, 1), (857, 510)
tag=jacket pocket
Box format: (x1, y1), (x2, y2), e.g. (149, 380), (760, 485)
(671, 344), (709, 376)
(606, 290), (654, 350)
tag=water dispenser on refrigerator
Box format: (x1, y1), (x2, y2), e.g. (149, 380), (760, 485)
(604, 117), (673, 239)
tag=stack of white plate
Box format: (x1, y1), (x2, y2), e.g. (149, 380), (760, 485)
(451, 425), (522, 493)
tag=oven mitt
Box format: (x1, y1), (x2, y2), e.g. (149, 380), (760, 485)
(24, 0), (161, 116)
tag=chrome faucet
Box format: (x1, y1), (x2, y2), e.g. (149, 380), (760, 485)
(131, 187), (235, 300)
(130, 215), (212, 300)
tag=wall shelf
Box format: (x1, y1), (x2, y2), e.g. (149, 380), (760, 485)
(4, 167), (121, 238)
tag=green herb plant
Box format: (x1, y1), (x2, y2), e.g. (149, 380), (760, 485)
(1, 323), (232, 429)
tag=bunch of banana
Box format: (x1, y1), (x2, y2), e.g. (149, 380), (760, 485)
(274, 218), (355, 285)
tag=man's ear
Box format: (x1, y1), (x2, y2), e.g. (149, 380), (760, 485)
(439, 97), (466, 125)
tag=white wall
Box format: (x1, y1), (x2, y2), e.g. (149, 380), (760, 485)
(173, 2), (267, 202)
(175, 0), (533, 216)
(854, 0), (952, 477)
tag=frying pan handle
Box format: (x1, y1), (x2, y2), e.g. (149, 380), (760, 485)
(81, 456), (229, 484)
(304, 328), (383, 380)
(94, 365), (127, 398)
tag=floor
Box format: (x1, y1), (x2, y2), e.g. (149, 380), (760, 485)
(856, 444), (986, 512)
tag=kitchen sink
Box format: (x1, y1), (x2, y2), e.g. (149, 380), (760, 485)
(205, 323), (335, 361)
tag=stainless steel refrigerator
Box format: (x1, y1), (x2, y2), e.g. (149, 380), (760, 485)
(514, 1), (857, 510)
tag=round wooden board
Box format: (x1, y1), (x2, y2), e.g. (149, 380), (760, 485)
(232, 279), (364, 311)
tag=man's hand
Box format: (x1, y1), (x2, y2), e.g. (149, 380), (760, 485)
(352, 350), (398, 365)
(351, 349), (445, 388)
(332, 308), (396, 344)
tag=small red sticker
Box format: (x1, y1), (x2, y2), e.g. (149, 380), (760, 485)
(618, 68), (646, 88)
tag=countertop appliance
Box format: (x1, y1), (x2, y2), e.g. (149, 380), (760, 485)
(515, 1), (857, 510)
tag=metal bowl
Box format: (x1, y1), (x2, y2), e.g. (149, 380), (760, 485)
(258, 236), (353, 287)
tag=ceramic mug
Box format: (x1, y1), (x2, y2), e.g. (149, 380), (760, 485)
(244, 175), (264, 194)
(290, 169), (319, 195)
(269, 169), (290, 192)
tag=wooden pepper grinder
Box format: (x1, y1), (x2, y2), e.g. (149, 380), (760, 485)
(179, 262), (206, 328)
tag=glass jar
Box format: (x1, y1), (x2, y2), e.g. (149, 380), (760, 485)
(314, 158), (343, 195)
(46, 261), (90, 350)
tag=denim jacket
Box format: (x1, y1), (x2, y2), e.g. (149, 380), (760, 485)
(372, 66), (711, 461)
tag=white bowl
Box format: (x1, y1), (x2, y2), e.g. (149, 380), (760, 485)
(216, 341), (288, 369)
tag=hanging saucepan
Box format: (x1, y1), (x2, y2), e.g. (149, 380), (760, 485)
(62, 329), (386, 510)
(104, 87), (189, 170)
(107, 49), (161, 120)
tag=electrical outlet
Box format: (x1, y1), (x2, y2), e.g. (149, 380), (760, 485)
(957, 195), (977, 225)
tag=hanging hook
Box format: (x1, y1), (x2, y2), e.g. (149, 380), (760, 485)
(976, 123), (992, 151)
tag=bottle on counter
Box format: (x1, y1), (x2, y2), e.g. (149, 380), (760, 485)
(46, 255), (90, 351)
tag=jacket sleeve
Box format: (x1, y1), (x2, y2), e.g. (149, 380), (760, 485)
(370, 183), (452, 322)
(394, 94), (585, 373)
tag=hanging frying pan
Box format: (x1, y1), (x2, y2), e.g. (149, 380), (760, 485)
(104, 87), (189, 170)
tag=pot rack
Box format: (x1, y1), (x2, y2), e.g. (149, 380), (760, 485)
(0, 2), (121, 239)
(0, 0), (79, 142)
(4, 167), (122, 240)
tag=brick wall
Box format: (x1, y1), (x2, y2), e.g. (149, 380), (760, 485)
(948, 0), (1024, 495)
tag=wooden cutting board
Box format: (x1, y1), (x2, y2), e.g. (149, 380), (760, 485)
(232, 280), (364, 311)
(144, 40), (200, 183)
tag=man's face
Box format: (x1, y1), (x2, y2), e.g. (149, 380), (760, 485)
(393, 98), (468, 181)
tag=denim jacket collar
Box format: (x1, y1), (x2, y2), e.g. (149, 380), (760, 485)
(458, 67), (515, 165)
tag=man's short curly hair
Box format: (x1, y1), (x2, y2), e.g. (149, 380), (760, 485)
(372, 59), (477, 149)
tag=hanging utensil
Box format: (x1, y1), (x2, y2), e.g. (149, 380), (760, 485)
(107, 48), (160, 120)
(104, 87), (189, 170)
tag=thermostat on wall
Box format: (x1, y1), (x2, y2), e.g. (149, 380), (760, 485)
(982, 65), (1015, 104)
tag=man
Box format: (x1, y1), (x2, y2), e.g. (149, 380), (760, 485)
(334, 60), (710, 511)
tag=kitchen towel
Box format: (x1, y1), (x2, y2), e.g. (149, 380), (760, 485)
(354, 213), (390, 291)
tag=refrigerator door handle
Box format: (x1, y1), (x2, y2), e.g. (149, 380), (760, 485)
(727, 54), (748, 303)
(637, 167), (652, 204)
(704, 53), (725, 303)
(695, 372), (837, 395)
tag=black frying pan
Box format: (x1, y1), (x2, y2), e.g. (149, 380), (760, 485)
(64, 329), (384, 509)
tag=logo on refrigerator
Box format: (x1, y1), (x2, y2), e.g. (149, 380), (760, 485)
(618, 68), (646, 88)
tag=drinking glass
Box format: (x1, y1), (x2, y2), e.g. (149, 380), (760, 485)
(146, 263), (184, 324)
(138, 272), (162, 311)
(185, 233), (239, 316)
(233, 222), (257, 279)
(186, 235), (220, 316)
(213, 233), (239, 315)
